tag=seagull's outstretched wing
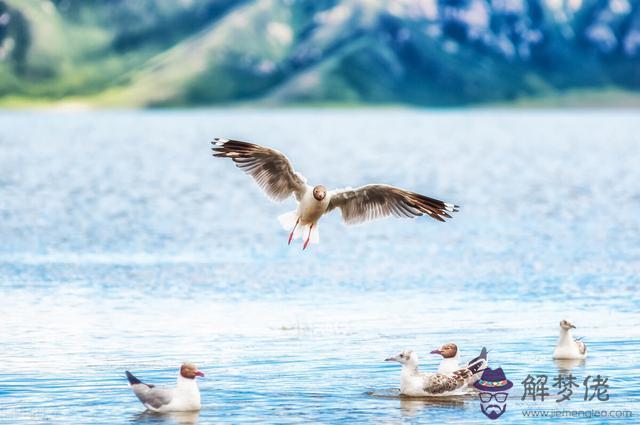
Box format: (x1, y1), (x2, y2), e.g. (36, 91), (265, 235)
(126, 371), (173, 410)
(212, 138), (307, 201)
(326, 184), (458, 225)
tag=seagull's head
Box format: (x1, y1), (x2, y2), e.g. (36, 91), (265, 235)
(430, 343), (458, 358)
(385, 349), (418, 366)
(180, 363), (205, 379)
(312, 185), (327, 201)
(560, 320), (576, 330)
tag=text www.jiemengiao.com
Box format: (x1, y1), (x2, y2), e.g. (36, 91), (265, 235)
(522, 409), (633, 419)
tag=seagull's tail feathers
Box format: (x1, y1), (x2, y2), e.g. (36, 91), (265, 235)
(466, 347), (489, 384)
(301, 223), (319, 250)
(278, 210), (303, 239)
(125, 371), (142, 386)
(478, 347), (488, 360)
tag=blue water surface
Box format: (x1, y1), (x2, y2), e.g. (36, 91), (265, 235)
(0, 109), (639, 424)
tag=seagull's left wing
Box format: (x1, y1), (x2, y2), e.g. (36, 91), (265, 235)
(212, 138), (307, 201)
(326, 184), (458, 225)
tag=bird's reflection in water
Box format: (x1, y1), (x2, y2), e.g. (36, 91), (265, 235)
(399, 395), (466, 416)
(366, 389), (468, 417)
(131, 410), (200, 425)
(554, 358), (586, 373)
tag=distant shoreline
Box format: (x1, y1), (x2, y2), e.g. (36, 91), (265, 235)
(1, 89), (640, 110)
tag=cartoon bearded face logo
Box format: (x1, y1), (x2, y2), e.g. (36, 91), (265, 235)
(473, 367), (513, 420)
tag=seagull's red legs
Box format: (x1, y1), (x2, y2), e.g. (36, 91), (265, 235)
(303, 224), (313, 250)
(288, 218), (300, 245)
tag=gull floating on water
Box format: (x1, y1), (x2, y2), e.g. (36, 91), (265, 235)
(385, 350), (472, 397)
(212, 138), (459, 249)
(553, 320), (587, 360)
(430, 343), (488, 384)
(126, 363), (204, 412)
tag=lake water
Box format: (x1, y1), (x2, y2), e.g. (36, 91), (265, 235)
(0, 109), (639, 424)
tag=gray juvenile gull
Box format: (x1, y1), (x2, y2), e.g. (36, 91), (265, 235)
(553, 320), (587, 360)
(125, 363), (204, 412)
(385, 349), (472, 397)
(212, 138), (459, 249)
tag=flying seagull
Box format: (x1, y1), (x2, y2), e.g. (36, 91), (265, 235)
(125, 363), (204, 412)
(212, 138), (459, 249)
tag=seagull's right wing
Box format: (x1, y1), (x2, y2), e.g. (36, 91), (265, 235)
(126, 371), (173, 410)
(576, 339), (587, 355)
(212, 138), (307, 201)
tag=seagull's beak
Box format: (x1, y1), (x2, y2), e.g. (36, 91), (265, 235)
(385, 355), (399, 362)
(430, 349), (442, 355)
(195, 370), (205, 377)
(569, 324), (576, 329)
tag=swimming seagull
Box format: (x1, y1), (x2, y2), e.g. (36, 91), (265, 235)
(430, 344), (488, 384)
(125, 363), (204, 412)
(430, 343), (460, 375)
(212, 138), (459, 249)
(553, 320), (587, 360)
(430, 344), (487, 381)
(385, 350), (472, 397)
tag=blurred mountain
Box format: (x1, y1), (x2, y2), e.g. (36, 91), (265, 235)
(0, 0), (639, 106)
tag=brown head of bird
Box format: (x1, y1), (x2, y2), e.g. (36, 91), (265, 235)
(313, 185), (327, 201)
(180, 363), (205, 379)
(560, 320), (576, 330)
(430, 343), (458, 358)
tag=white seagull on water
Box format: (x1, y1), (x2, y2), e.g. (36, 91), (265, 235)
(212, 138), (459, 249)
(385, 350), (473, 397)
(553, 320), (587, 360)
(125, 363), (204, 412)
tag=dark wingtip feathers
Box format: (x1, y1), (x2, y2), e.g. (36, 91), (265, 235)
(403, 191), (460, 223)
(211, 138), (228, 157)
(211, 138), (261, 158)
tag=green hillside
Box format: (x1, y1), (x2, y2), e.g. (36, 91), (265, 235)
(0, 0), (639, 107)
